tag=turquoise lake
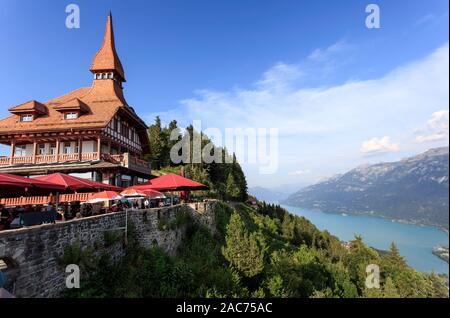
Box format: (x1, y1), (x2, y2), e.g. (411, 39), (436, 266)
(282, 205), (449, 274)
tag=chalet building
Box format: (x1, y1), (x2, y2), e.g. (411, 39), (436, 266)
(0, 13), (151, 187)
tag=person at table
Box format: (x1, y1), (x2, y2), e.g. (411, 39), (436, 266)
(56, 207), (65, 222)
(0, 205), (11, 230)
(47, 203), (56, 213)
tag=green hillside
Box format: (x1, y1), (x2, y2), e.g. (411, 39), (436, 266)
(64, 202), (448, 298)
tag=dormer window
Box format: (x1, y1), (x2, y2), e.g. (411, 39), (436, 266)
(20, 114), (33, 122)
(64, 112), (78, 120)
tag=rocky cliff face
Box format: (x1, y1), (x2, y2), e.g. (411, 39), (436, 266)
(284, 147), (449, 228)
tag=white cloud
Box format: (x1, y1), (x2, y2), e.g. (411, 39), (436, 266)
(289, 169), (311, 176)
(416, 14), (436, 25)
(308, 40), (350, 62)
(256, 62), (302, 90)
(180, 44), (448, 138)
(415, 132), (448, 143)
(152, 42), (449, 185)
(427, 110), (449, 130)
(360, 136), (400, 154)
(414, 110), (449, 143)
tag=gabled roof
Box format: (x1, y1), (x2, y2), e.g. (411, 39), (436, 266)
(0, 80), (142, 134)
(90, 13), (126, 82)
(8, 100), (48, 115)
(53, 98), (90, 113)
(0, 12), (148, 138)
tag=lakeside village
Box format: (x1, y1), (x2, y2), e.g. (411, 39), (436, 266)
(0, 13), (223, 296)
(433, 246), (449, 264)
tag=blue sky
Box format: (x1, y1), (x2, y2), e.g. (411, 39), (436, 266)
(0, 0), (448, 187)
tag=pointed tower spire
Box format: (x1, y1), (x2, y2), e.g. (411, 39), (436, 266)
(90, 12), (126, 82)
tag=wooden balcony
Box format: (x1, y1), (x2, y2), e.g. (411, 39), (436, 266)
(103, 153), (151, 175)
(0, 152), (151, 175)
(0, 152), (100, 166)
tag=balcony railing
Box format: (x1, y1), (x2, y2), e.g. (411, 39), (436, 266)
(36, 155), (57, 164)
(13, 156), (33, 164)
(0, 156), (10, 165)
(0, 152), (151, 175)
(59, 153), (79, 162)
(0, 193), (95, 206)
(0, 152), (99, 166)
(81, 152), (99, 161)
(0, 195), (55, 206)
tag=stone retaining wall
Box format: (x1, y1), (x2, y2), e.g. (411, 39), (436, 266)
(0, 201), (218, 298)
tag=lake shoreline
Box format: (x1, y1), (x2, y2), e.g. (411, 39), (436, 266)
(281, 204), (449, 275)
(284, 204), (449, 236)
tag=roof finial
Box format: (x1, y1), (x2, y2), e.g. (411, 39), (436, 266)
(90, 12), (126, 82)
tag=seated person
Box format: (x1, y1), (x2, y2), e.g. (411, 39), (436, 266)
(56, 207), (65, 221)
(0, 205), (11, 229)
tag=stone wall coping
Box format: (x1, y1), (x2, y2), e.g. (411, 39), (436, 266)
(0, 204), (189, 238)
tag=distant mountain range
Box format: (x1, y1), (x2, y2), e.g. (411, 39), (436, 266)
(283, 147), (449, 229)
(249, 182), (309, 203)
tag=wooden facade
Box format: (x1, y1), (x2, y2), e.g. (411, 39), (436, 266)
(0, 13), (151, 187)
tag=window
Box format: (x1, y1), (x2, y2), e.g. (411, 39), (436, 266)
(50, 143), (57, 155)
(15, 145), (27, 157)
(63, 142), (72, 154)
(20, 114), (33, 122)
(38, 144), (46, 155)
(64, 112), (78, 120)
(122, 123), (129, 139)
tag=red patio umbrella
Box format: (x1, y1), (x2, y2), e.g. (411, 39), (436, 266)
(133, 173), (208, 192)
(34, 173), (122, 191)
(86, 191), (123, 204)
(121, 188), (165, 199)
(0, 173), (65, 191)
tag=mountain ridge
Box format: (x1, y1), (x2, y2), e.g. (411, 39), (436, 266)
(284, 147), (449, 229)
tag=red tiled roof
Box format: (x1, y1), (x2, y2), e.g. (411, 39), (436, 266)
(53, 98), (90, 113)
(0, 83), (123, 134)
(90, 13), (125, 82)
(8, 100), (48, 115)
(0, 13), (148, 136)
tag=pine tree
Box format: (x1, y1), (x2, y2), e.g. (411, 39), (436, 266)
(383, 242), (407, 276)
(167, 120), (181, 165)
(225, 173), (241, 201)
(383, 277), (400, 298)
(148, 116), (166, 169)
(222, 212), (266, 278)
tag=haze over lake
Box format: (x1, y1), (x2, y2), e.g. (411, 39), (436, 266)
(282, 205), (449, 274)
